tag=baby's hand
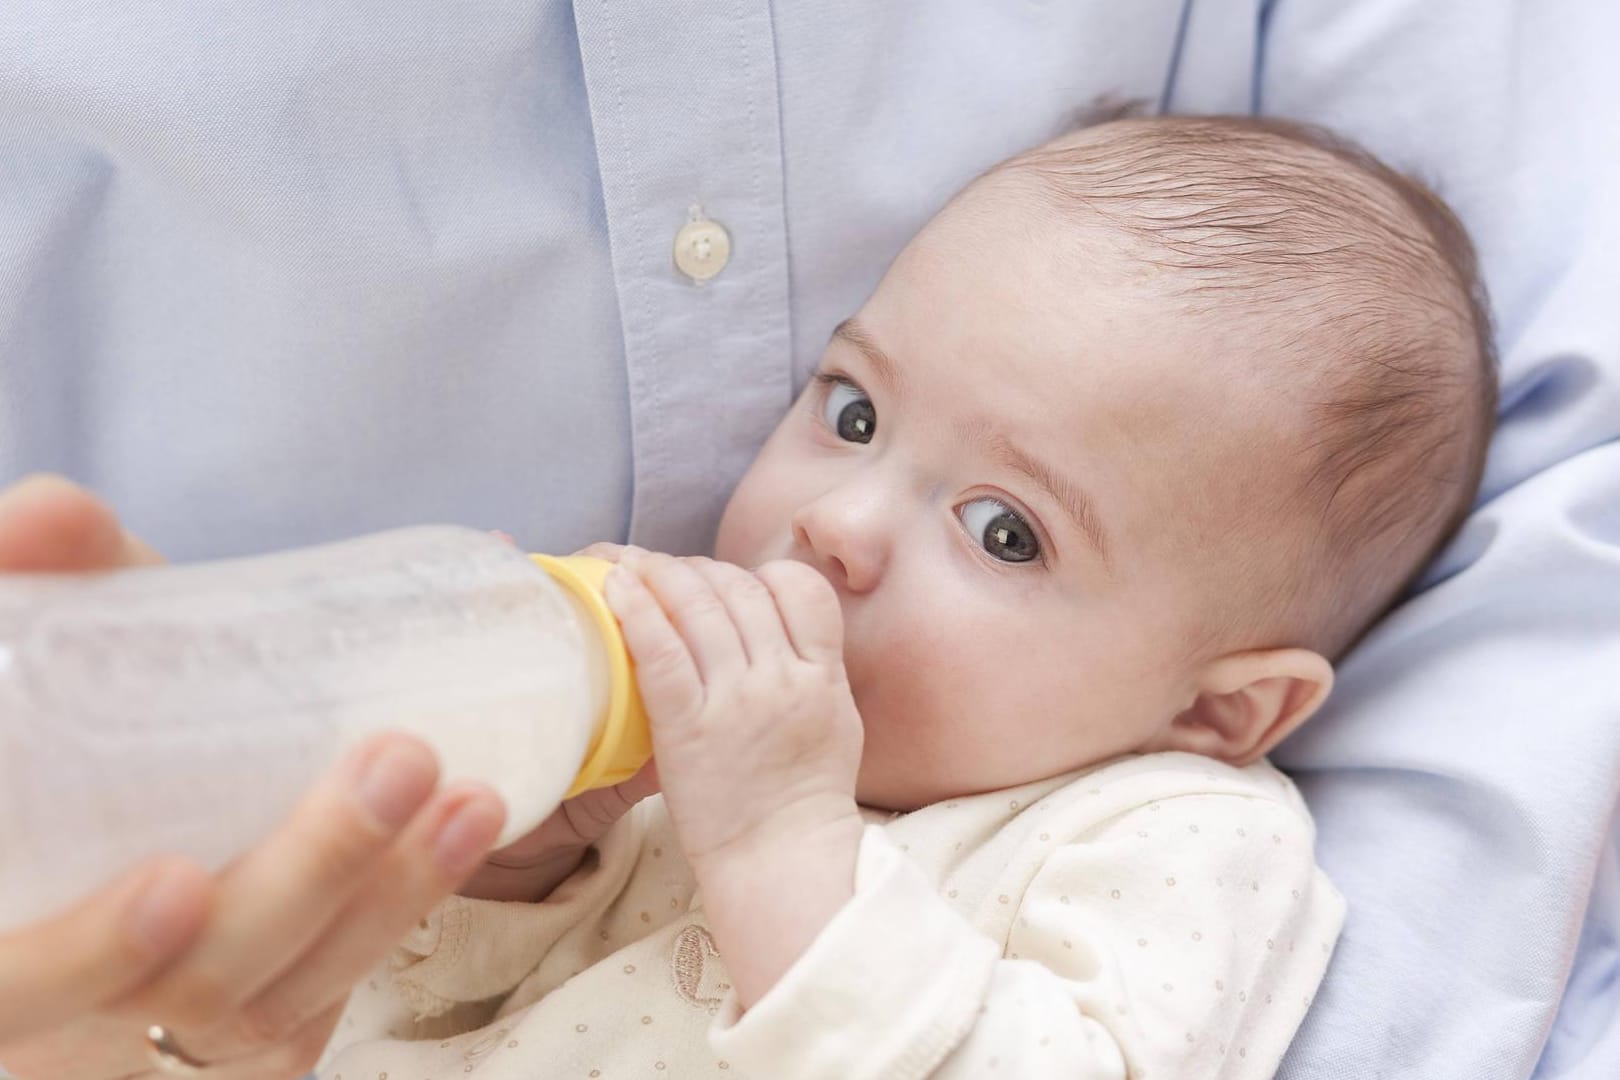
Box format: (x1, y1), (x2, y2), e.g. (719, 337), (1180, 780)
(456, 762), (659, 902)
(604, 553), (864, 875)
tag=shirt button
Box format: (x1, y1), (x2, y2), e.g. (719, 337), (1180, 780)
(673, 217), (731, 282)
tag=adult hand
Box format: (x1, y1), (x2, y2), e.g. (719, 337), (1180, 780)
(0, 476), (509, 1079)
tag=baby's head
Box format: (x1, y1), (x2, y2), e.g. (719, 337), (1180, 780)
(717, 115), (1495, 809)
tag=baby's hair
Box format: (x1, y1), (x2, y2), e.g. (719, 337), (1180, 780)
(996, 113), (1497, 658)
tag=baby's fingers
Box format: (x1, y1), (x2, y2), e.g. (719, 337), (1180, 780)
(755, 561), (845, 667)
(618, 553), (748, 683)
(571, 541), (643, 563)
(689, 559), (794, 664)
(604, 565), (705, 724)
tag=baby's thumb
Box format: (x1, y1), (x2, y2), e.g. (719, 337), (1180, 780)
(549, 761), (660, 848)
(610, 760), (661, 805)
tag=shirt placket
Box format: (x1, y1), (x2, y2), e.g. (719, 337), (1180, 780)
(574, 0), (793, 555)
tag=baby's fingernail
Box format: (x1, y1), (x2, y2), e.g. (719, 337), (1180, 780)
(358, 742), (436, 831)
(435, 795), (505, 874)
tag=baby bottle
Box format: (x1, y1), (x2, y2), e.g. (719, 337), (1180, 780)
(0, 525), (650, 932)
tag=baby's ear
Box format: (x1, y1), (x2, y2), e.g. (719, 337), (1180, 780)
(1149, 649), (1333, 766)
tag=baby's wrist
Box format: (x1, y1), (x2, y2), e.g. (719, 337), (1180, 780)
(687, 791), (861, 881)
(693, 805), (863, 1008)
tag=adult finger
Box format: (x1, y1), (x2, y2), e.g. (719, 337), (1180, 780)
(120, 733), (440, 1038)
(0, 1010), (133, 1080)
(0, 857), (211, 1044)
(220, 782), (505, 1054)
(0, 474), (164, 572)
(755, 560), (845, 667)
(186, 997), (348, 1080)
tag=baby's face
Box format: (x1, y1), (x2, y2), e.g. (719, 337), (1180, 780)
(716, 177), (1292, 809)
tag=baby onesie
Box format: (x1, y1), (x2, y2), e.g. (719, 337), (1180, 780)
(319, 751), (1344, 1079)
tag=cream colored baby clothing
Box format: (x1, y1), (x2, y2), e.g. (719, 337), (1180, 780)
(318, 752), (1344, 1080)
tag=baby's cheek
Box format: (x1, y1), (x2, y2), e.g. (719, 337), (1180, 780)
(850, 625), (992, 748)
(711, 515), (749, 565)
(713, 484), (776, 564)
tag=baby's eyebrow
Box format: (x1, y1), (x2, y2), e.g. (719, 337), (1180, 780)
(973, 424), (1115, 573)
(831, 318), (905, 395)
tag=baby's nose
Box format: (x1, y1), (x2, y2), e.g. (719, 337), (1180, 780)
(790, 492), (889, 595)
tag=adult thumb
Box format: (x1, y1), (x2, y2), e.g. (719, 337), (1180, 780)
(0, 475), (163, 571)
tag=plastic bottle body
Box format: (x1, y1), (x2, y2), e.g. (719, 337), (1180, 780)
(0, 526), (607, 932)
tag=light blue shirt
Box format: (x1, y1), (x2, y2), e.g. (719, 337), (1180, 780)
(2, 3), (1616, 1078)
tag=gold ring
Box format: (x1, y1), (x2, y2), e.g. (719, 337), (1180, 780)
(144, 1024), (209, 1076)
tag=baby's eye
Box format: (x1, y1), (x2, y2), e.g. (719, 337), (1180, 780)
(821, 379), (876, 444)
(959, 498), (1041, 564)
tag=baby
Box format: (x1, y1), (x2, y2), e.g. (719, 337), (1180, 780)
(321, 113), (1494, 1079)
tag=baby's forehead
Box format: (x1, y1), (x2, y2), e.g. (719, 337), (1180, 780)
(1113, 130), (1448, 296)
(885, 115), (1478, 434)
(892, 193), (1349, 515)
(933, 119), (1473, 397)
(872, 275), (1297, 500)
(863, 114), (1493, 663)
(907, 184), (1310, 398)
